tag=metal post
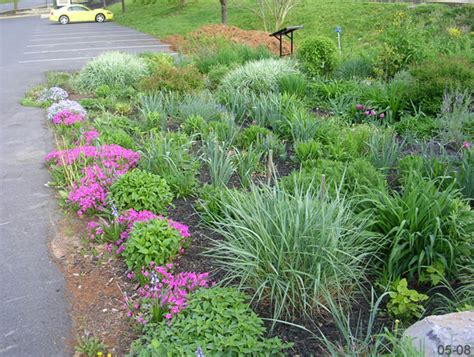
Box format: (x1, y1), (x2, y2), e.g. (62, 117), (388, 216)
(290, 31), (294, 55)
(279, 34), (282, 57)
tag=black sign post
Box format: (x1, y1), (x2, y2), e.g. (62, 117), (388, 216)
(270, 25), (303, 57)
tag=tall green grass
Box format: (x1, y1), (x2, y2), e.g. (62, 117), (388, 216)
(204, 182), (375, 321)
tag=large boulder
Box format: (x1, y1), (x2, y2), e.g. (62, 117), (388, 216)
(403, 311), (474, 356)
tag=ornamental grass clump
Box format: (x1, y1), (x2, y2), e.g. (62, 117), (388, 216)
(204, 183), (374, 321)
(360, 172), (474, 285)
(219, 58), (298, 95)
(75, 52), (148, 92)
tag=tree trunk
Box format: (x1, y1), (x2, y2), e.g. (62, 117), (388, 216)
(13, 0), (18, 13)
(220, 0), (227, 25)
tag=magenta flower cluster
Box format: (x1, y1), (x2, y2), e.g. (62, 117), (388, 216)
(45, 144), (140, 174)
(68, 164), (117, 216)
(355, 104), (385, 119)
(79, 129), (100, 145)
(51, 109), (86, 125)
(86, 209), (190, 255)
(126, 262), (210, 324)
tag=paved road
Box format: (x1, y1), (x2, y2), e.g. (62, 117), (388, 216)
(0, 0), (47, 14)
(0, 16), (172, 356)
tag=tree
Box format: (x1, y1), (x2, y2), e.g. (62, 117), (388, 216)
(255, 0), (300, 31)
(220, 0), (228, 25)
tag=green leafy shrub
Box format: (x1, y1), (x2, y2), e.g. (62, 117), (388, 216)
(219, 58), (297, 94)
(297, 36), (337, 77)
(410, 55), (474, 115)
(387, 278), (428, 322)
(123, 219), (186, 272)
(206, 64), (235, 89)
(204, 184), (374, 321)
(110, 169), (173, 214)
(130, 288), (290, 356)
(361, 173), (474, 283)
(140, 64), (204, 93)
(395, 115), (438, 140)
(237, 125), (271, 149)
(75, 52), (148, 92)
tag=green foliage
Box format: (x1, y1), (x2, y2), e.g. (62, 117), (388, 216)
(373, 20), (423, 80)
(288, 109), (319, 142)
(361, 173), (474, 283)
(458, 148), (474, 200)
(437, 90), (473, 149)
(202, 138), (235, 187)
(237, 125), (271, 149)
(75, 52), (148, 92)
(219, 58), (297, 95)
(139, 131), (199, 198)
(281, 158), (386, 198)
(297, 36), (337, 77)
(21, 85), (48, 108)
(294, 139), (322, 166)
(335, 57), (373, 80)
(387, 279), (428, 321)
(278, 73), (308, 98)
(204, 184), (374, 321)
(177, 90), (224, 122)
(233, 146), (263, 188)
(99, 127), (137, 150)
(195, 184), (239, 223)
(395, 115), (438, 140)
(131, 288), (290, 356)
(110, 169), (173, 214)
(123, 219), (185, 272)
(195, 42), (272, 73)
(367, 130), (403, 172)
(75, 335), (107, 357)
(206, 64), (235, 89)
(47, 71), (72, 91)
(181, 115), (208, 139)
(410, 55), (474, 115)
(140, 63), (204, 93)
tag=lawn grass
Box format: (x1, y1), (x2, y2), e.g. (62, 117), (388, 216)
(109, 0), (423, 52)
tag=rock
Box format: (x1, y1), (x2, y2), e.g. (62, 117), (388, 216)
(403, 311), (474, 356)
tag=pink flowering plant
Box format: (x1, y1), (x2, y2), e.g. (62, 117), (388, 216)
(67, 164), (119, 216)
(45, 144), (140, 190)
(47, 100), (87, 121)
(126, 263), (210, 325)
(51, 109), (86, 126)
(353, 103), (387, 124)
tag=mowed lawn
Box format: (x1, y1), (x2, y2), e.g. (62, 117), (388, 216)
(109, 0), (412, 51)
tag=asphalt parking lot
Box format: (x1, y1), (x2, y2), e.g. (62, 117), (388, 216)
(19, 17), (175, 65)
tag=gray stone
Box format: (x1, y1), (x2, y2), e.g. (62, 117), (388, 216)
(403, 311), (474, 356)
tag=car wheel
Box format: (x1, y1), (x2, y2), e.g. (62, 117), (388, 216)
(59, 15), (69, 25)
(95, 13), (105, 23)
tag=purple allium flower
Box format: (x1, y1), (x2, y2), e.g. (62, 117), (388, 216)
(355, 104), (365, 110)
(379, 113), (385, 119)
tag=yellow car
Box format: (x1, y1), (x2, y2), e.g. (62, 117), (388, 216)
(49, 5), (113, 25)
